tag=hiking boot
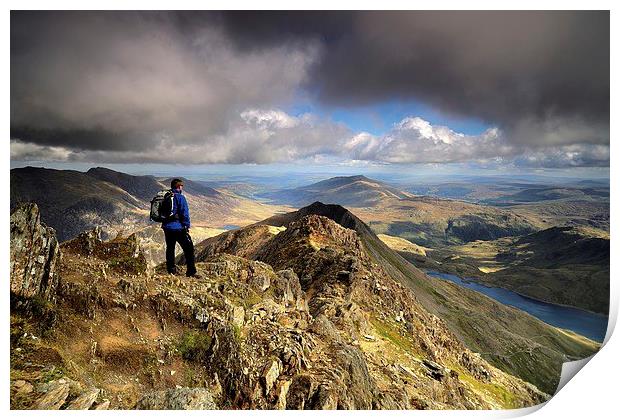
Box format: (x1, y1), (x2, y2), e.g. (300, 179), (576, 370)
(186, 272), (202, 279)
(167, 269), (178, 275)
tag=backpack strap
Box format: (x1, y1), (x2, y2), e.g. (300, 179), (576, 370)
(171, 191), (181, 221)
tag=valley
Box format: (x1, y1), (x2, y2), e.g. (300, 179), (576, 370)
(9, 166), (609, 408)
(254, 174), (609, 317)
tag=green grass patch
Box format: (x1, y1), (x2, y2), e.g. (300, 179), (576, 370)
(370, 317), (422, 358)
(177, 330), (213, 362)
(452, 366), (519, 409)
(107, 256), (147, 275)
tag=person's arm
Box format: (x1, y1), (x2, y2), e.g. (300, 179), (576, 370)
(179, 195), (191, 229)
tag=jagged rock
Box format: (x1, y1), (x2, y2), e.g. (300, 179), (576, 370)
(310, 384), (338, 409)
(31, 382), (70, 410)
(115, 278), (147, 297)
(286, 375), (317, 409)
(135, 388), (217, 410)
(262, 359), (283, 395)
(330, 345), (377, 409)
(62, 227), (103, 257)
(63, 229), (147, 275)
(10, 203), (60, 300)
(273, 269), (306, 310)
(66, 388), (100, 410)
(251, 299), (286, 322)
(231, 305), (245, 327)
(275, 380), (291, 409)
(423, 359), (448, 381)
(309, 315), (342, 343)
(459, 352), (491, 382)
(93, 400), (111, 410)
(12, 380), (34, 395)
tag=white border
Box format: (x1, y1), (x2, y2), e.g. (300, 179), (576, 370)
(3, 2), (617, 419)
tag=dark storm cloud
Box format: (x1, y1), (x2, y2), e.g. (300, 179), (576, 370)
(10, 11), (609, 166)
(219, 11), (609, 147)
(11, 10), (318, 154)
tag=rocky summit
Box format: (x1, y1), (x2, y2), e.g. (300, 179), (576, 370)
(10, 203), (547, 410)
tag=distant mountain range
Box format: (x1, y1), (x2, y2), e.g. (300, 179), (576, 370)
(11, 167), (150, 241)
(262, 175), (415, 207)
(10, 166), (286, 243)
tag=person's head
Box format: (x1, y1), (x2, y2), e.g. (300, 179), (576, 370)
(170, 178), (184, 191)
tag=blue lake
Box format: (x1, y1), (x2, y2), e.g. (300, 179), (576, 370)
(426, 270), (608, 343)
(221, 224), (240, 230)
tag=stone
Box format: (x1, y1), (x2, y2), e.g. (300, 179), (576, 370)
(135, 388), (217, 410)
(232, 305), (245, 327)
(422, 359), (447, 381)
(62, 227), (103, 257)
(262, 359), (283, 395)
(31, 382), (70, 410)
(395, 310), (405, 323)
(12, 380), (34, 395)
(66, 388), (100, 410)
(275, 380), (291, 410)
(273, 269), (306, 310)
(94, 400), (111, 410)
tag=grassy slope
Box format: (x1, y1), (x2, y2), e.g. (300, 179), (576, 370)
(352, 196), (537, 247)
(361, 228), (598, 395)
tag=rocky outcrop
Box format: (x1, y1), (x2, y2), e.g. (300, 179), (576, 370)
(63, 228), (147, 276)
(191, 225), (275, 263)
(10, 203), (60, 301)
(61, 226), (103, 257)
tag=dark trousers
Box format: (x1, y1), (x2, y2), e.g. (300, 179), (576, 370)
(164, 228), (196, 275)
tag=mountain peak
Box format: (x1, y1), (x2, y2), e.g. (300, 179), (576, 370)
(336, 174), (369, 181)
(262, 175), (412, 208)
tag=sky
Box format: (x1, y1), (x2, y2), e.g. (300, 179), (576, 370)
(10, 11), (610, 174)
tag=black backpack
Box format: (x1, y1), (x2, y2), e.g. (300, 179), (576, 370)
(150, 189), (178, 222)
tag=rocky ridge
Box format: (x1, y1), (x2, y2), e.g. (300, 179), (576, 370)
(10, 203), (547, 410)
(248, 202), (599, 394)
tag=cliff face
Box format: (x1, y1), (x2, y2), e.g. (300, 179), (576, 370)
(10, 203), (60, 301)
(10, 204), (547, 410)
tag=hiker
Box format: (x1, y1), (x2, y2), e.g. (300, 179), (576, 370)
(162, 178), (201, 278)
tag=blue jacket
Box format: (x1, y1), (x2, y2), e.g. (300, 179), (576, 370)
(161, 188), (191, 231)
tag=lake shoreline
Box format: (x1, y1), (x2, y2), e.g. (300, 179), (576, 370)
(425, 270), (608, 343)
